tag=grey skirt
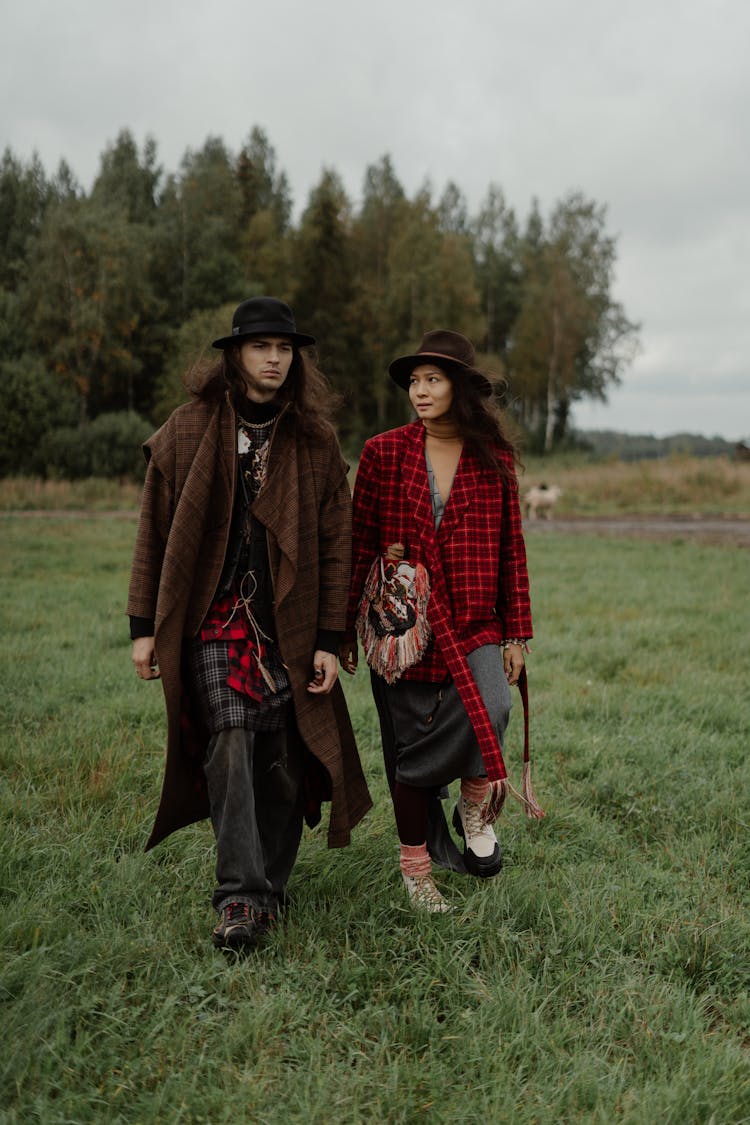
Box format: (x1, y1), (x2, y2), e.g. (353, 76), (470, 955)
(370, 644), (512, 788)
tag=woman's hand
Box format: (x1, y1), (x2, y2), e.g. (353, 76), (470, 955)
(503, 643), (525, 686)
(132, 636), (160, 679)
(307, 650), (338, 694)
(339, 641), (358, 676)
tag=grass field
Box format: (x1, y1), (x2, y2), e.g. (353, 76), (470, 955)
(520, 455), (750, 516)
(1, 514), (749, 1123)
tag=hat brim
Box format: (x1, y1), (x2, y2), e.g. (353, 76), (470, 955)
(389, 352), (493, 398)
(212, 325), (316, 350)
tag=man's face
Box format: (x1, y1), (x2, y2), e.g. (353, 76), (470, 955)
(238, 336), (294, 402)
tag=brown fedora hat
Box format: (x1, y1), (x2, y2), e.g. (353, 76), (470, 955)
(389, 330), (493, 398)
(212, 296), (315, 349)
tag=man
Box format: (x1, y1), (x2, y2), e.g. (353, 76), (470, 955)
(128, 297), (371, 950)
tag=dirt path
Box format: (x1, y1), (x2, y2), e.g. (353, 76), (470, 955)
(4, 508), (750, 546)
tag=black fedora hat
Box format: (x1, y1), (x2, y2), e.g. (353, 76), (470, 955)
(212, 297), (315, 350)
(389, 329), (492, 398)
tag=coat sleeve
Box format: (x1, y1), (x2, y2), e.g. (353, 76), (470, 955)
(345, 438), (383, 640)
(316, 436), (353, 634)
(495, 465), (533, 640)
(126, 437), (175, 624)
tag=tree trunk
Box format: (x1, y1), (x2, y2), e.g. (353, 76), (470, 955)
(544, 306), (560, 453)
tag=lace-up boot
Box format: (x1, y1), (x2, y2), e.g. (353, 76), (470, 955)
(402, 873), (452, 913)
(399, 842), (452, 913)
(453, 795), (503, 877)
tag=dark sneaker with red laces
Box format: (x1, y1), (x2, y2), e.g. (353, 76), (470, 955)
(252, 908), (277, 941)
(212, 900), (254, 949)
(212, 901), (277, 950)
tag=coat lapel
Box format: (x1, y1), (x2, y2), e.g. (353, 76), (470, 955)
(155, 401), (233, 631)
(401, 424), (435, 552)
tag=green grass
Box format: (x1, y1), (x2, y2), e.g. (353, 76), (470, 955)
(1, 516), (749, 1123)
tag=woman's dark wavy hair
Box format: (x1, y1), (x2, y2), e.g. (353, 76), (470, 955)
(186, 344), (341, 438)
(442, 364), (523, 484)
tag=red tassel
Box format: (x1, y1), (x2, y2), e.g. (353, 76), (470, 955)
(481, 771), (545, 824)
(482, 779), (508, 824)
(522, 761), (545, 820)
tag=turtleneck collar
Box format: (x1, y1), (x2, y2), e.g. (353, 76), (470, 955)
(233, 391), (282, 424)
(422, 415), (462, 442)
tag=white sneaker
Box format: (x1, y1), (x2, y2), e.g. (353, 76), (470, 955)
(402, 873), (452, 913)
(453, 795), (503, 877)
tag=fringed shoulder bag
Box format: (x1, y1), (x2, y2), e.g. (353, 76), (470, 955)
(355, 543), (431, 684)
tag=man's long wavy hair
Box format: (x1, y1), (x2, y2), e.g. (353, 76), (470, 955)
(187, 345), (340, 439)
(443, 366), (523, 484)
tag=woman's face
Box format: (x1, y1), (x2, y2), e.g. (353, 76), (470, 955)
(408, 364), (454, 421)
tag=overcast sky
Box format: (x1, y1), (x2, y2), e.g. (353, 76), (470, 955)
(2, 0), (748, 440)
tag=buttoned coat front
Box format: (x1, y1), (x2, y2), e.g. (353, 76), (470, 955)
(128, 392), (372, 850)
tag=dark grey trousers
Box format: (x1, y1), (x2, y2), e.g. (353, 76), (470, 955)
(203, 725), (305, 913)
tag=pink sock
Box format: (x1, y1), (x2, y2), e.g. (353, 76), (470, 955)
(461, 777), (491, 805)
(399, 842), (431, 878)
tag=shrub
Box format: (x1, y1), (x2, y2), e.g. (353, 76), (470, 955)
(88, 411), (153, 479)
(45, 411), (153, 480)
(44, 427), (93, 479)
(0, 357), (80, 476)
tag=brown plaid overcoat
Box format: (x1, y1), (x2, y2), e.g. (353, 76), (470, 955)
(127, 392), (372, 850)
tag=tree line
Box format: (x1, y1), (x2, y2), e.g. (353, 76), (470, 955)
(0, 127), (639, 475)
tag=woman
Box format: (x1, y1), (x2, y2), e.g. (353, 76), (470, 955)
(341, 330), (541, 913)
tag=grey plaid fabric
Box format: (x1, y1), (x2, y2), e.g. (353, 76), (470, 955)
(186, 639), (291, 734)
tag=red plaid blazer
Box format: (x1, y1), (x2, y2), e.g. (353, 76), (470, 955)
(346, 421), (533, 781)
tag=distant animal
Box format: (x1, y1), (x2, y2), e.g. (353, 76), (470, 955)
(735, 442), (750, 463)
(524, 483), (562, 520)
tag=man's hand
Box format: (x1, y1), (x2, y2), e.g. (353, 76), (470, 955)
(132, 636), (160, 680)
(339, 641), (358, 676)
(307, 650), (338, 694)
